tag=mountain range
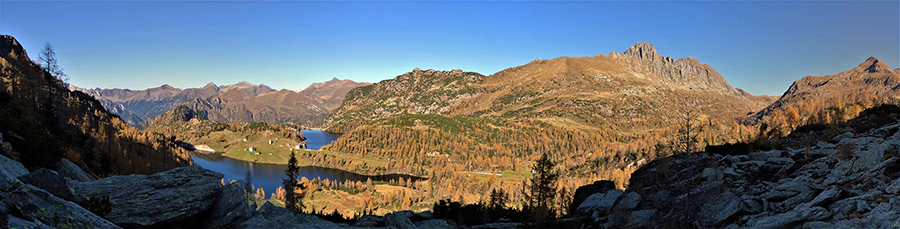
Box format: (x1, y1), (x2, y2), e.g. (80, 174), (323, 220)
(325, 42), (776, 135)
(73, 78), (369, 128)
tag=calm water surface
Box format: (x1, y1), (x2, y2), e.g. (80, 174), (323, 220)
(191, 129), (419, 198)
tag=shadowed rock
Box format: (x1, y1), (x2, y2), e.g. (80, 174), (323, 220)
(70, 165), (223, 228)
(17, 168), (75, 202)
(57, 158), (95, 182)
(202, 181), (255, 229)
(3, 184), (120, 228)
(0, 154), (27, 192)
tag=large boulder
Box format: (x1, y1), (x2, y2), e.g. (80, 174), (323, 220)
(202, 181), (255, 229)
(576, 189), (623, 216)
(0, 153), (27, 192)
(698, 191), (742, 225)
(70, 165), (223, 228)
(568, 180), (615, 214)
(385, 211), (418, 229)
(245, 201), (343, 229)
(17, 168), (76, 201)
(415, 219), (453, 229)
(2, 184), (120, 228)
(6, 215), (55, 229)
(57, 158), (94, 182)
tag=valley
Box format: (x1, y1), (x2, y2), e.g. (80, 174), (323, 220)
(3, 33), (899, 227)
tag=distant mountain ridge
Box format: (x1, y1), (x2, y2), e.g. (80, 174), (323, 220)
(74, 78), (368, 128)
(746, 56), (900, 124)
(326, 42), (769, 134)
(299, 77), (371, 110)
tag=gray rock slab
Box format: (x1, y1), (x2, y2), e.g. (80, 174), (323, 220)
(71, 165), (223, 228)
(802, 221), (834, 229)
(699, 191), (742, 225)
(6, 215), (55, 229)
(833, 132), (854, 142)
(415, 219), (453, 229)
(385, 211), (417, 229)
(17, 168), (75, 202)
(0, 153), (27, 192)
(3, 184), (120, 228)
(741, 212), (802, 229)
(626, 209), (657, 228)
(809, 188), (841, 207)
(614, 192), (641, 211)
(202, 181), (255, 229)
(57, 158), (94, 182)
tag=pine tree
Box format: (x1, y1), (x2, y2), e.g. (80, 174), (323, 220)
(528, 152), (558, 221)
(283, 151), (305, 211)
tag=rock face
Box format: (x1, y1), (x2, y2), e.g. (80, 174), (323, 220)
(0, 154), (28, 192)
(202, 181), (255, 229)
(17, 168), (76, 202)
(3, 184), (120, 228)
(57, 158), (95, 182)
(573, 117), (900, 228)
(70, 165), (223, 228)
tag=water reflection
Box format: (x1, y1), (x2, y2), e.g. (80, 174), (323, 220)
(190, 130), (421, 198)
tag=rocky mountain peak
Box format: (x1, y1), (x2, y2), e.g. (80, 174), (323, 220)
(858, 56), (893, 73)
(202, 82), (218, 90)
(622, 42), (660, 61)
(159, 84), (175, 90)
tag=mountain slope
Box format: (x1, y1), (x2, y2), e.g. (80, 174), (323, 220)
(170, 89), (330, 126)
(737, 88), (780, 112)
(326, 42), (760, 135)
(747, 56), (900, 125)
(299, 77), (371, 110)
(0, 35), (191, 176)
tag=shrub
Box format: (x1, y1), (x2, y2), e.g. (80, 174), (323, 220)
(77, 195), (112, 218)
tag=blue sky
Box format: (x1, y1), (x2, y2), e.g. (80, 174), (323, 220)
(1, 1), (897, 96)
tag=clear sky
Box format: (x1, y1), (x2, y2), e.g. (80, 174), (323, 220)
(1, 1), (897, 96)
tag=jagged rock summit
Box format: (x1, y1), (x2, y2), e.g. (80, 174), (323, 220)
(326, 42), (762, 134)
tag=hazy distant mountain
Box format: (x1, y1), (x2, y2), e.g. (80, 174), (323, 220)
(325, 42), (769, 134)
(71, 81), (274, 127)
(75, 78), (367, 128)
(299, 77), (371, 110)
(151, 89), (330, 126)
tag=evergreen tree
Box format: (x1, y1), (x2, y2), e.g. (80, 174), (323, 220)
(528, 152), (558, 221)
(283, 151), (305, 211)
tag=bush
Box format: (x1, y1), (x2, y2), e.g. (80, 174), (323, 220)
(77, 195), (112, 218)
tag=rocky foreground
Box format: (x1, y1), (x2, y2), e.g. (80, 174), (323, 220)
(0, 147), (451, 228)
(571, 121), (900, 228)
(7, 121), (900, 228)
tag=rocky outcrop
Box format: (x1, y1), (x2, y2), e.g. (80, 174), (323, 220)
(3, 184), (120, 228)
(18, 168), (76, 202)
(70, 165), (223, 228)
(611, 42), (741, 97)
(572, 120), (900, 228)
(238, 201), (344, 229)
(0, 154), (28, 192)
(57, 158), (95, 182)
(202, 181), (255, 229)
